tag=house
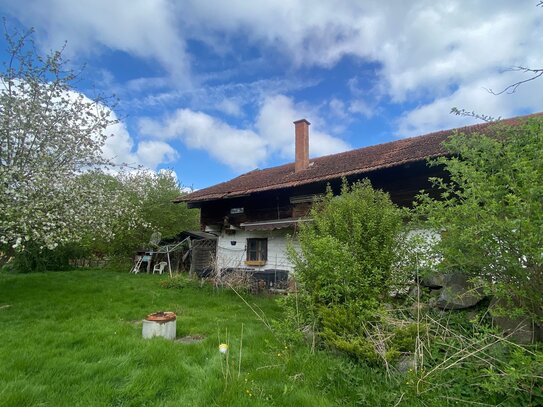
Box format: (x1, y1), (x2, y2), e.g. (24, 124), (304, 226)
(175, 114), (536, 275)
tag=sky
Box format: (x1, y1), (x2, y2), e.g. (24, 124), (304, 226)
(1, 0), (543, 189)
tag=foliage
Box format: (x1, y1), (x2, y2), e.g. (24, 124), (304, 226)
(398, 308), (543, 406)
(83, 169), (199, 259)
(415, 116), (543, 323)
(20, 169), (199, 272)
(286, 179), (406, 361)
(4, 242), (77, 273)
(0, 27), (140, 262)
(159, 273), (191, 289)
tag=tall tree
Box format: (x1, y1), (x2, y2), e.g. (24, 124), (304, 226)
(0, 27), (133, 258)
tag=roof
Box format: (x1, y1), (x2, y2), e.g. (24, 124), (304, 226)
(176, 113), (541, 204)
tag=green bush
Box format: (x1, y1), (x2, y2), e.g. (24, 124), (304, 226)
(7, 243), (79, 273)
(415, 116), (543, 324)
(285, 179), (406, 361)
(159, 274), (190, 289)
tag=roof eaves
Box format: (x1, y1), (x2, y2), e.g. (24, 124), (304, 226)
(180, 155), (441, 204)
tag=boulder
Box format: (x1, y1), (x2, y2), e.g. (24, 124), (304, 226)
(489, 298), (541, 344)
(434, 273), (485, 310)
(408, 285), (423, 300)
(420, 272), (446, 289)
(492, 315), (536, 345)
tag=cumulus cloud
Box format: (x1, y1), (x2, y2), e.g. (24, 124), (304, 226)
(176, 2), (542, 97)
(102, 119), (177, 170)
(139, 94), (350, 171)
(256, 95), (350, 159)
(139, 109), (267, 171)
(396, 68), (543, 137)
(10, 0), (543, 143)
(175, 1), (543, 132)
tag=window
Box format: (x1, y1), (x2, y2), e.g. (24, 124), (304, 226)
(246, 238), (267, 266)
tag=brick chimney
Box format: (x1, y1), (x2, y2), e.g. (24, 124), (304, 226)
(294, 119), (310, 172)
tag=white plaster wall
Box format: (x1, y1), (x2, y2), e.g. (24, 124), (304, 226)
(216, 229), (299, 272)
(214, 228), (439, 274)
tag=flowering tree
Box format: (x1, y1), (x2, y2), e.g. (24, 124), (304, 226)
(83, 169), (199, 258)
(0, 28), (135, 260)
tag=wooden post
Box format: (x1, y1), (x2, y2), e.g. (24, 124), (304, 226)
(167, 246), (173, 277)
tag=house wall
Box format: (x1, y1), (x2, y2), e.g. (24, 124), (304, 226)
(215, 228), (299, 272)
(215, 227), (440, 275)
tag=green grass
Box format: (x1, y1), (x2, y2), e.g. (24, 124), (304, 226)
(0, 269), (398, 407)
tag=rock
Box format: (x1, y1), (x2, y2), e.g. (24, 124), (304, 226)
(492, 315), (535, 344)
(301, 325), (316, 344)
(428, 295), (439, 309)
(389, 285), (410, 298)
(420, 272), (446, 289)
(434, 273), (485, 310)
(408, 285), (423, 300)
(396, 354), (416, 373)
(411, 301), (428, 314)
(489, 298), (540, 344)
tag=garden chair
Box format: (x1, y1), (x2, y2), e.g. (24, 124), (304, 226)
(153, 261), (168, 275)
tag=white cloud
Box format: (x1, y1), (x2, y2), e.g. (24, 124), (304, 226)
(175, 1), (543, 131)
(216, 98), (243, 117)
(175, 2), (542, 98)
(3, 0), (191, 85)
(10, 0), (543, 143)
(138, 94), (350, 171)
(256, 95), (350, 159)
(102, 119), (177, 170)
(396, 68), (543, 137)
(135, 141), (178, 169)
(139, 109), (267, 171)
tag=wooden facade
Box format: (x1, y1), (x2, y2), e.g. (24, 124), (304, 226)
(192, 160), (444, 231)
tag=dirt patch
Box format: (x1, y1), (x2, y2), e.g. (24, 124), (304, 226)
(175, 335), (205, 344)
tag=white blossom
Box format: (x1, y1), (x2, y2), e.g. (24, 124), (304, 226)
(0, 29), (145, 255)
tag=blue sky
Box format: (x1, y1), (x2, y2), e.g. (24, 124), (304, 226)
(1, 0), (543, 189)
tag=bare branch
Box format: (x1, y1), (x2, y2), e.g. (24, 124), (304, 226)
(487, 66), (543, 95)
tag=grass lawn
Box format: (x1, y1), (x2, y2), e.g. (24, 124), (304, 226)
(0, 269), (397, 406)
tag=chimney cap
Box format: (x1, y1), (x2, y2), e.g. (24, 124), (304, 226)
(293, 119), (311, 125)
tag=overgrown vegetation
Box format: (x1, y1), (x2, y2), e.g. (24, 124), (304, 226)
(280, 119), (543, 404)
(285, 179), (410, 363)
(79, 169), (199, 263)
(415, 116), (543, 324)
(4, 170), (199, 273)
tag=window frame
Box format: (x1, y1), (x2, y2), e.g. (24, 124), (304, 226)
(246, 238), (268, 266)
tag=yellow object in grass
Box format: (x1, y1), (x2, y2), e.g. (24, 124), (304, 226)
(219, 343), (228, 354)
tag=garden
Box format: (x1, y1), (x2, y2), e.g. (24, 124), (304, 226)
(0, 269), (402, 407)
(1, 25), (543, 407)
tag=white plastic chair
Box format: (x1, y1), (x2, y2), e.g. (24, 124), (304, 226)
(153, 261), (168, 275)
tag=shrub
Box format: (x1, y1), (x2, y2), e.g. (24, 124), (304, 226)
(159, 274), (190, 289)
(415, 116), (543, 324)
(286, 179), (406, 361)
